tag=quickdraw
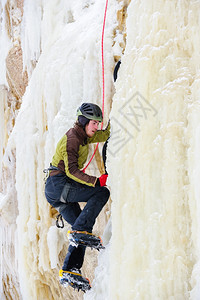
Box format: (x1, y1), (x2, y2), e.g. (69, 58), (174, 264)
(43, 164), (60, 182)
(56, 214), (64, 228)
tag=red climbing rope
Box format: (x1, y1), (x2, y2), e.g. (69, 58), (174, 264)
(100, 0), (109, 125)
(83, 0), (109, 173)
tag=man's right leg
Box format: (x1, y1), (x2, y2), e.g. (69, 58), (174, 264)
(67, 185), (110, 233)
(66, 184), (110, 250)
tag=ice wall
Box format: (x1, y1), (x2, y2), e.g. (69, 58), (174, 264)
(106, 0), (200, 299)
(2, 0), (200, 299)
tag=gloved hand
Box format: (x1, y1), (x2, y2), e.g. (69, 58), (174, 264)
(99, 174), (108, 187)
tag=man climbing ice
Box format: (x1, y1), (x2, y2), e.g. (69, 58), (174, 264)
(45, 103), (110, 292)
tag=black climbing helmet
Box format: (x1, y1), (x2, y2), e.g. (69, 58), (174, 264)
(76, 103), (103, 122)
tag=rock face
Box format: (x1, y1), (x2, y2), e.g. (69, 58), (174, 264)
(5, 0), (28, 100)
(6, 45), (28, 103)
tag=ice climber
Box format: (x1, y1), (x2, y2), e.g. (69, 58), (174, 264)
(44, 103), (110, 291)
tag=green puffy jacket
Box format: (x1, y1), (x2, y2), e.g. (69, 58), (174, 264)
(51, 122), (110, 187)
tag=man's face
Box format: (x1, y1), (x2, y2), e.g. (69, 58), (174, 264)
(85, 120), (100, 137)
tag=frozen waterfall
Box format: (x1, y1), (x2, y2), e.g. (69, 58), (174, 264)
(1, 0), (200, 299)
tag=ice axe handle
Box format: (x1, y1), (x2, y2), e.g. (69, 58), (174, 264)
(102, 138), (109, 175)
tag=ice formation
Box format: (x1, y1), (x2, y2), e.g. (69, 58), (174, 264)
(1, 0), (200, 299)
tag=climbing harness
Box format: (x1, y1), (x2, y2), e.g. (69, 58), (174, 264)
(83, 0), (109, 173)
(43, 164), (60, 183)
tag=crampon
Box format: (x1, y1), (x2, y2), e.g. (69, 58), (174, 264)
(67, 230), (105, 250)
(59, 269), (91, 292)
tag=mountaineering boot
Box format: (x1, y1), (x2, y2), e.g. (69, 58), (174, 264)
(59, 268), (91, 292)
(67, 230), (105, 250)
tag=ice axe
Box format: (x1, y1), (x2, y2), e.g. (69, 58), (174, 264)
(102, 137), (109, 175)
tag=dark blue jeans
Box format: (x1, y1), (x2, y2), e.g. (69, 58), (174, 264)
(45, 174), (110, 270)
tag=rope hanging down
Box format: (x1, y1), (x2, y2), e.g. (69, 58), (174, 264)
(83, 0), (109, 173)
